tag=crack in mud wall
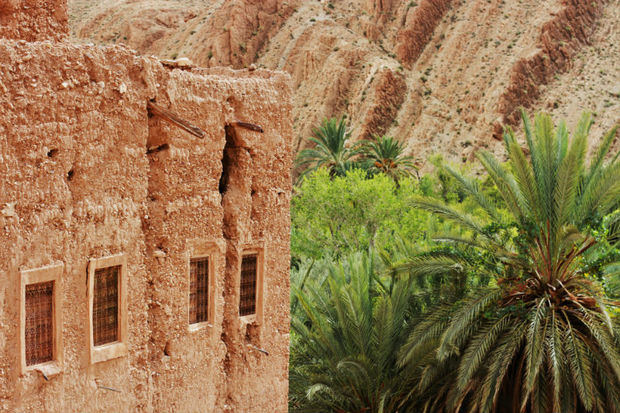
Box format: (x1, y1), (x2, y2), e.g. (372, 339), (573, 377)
(218, 120), (256, 410)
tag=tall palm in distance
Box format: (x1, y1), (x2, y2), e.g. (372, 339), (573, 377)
(361, 135), (419, 183)
(397, 111), (620, 412)
(295, 116), (360, 181)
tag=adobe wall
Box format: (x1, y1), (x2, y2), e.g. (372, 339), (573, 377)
(144, 69), (229, 411)
(0, 41), (152, 412)
(194, 67), (292, 412)
(0, 39), (291, 412)
(144, 67), (292, 412)
(0, 0), (68, 41)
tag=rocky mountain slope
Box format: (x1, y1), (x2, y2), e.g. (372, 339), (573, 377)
(70, 0), (619, 165)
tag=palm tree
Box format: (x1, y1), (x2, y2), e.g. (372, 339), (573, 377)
(397, 111), (620, 413)
(360, 135), (419, 183)
(296, 116), (361, 180)
(289, 252), (417, 412)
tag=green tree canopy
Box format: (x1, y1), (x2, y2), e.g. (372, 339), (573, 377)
(292, 169), (436, 260)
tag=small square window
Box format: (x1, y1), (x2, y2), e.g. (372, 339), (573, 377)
(88, 254), (127, 364)
(239, 254), (258, 317)
(20, 264), (63, 374)
(189, 258), (209, 324)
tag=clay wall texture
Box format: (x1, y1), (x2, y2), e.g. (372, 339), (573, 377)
(0, 0), (68, 41)
(0, 38), (292, 412)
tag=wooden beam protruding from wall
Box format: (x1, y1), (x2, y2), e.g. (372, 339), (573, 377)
(147, 101), (206, 139)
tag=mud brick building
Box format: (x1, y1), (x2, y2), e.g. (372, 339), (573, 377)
(0, 2), (292, 411)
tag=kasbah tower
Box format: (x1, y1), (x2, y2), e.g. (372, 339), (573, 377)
(0, 1), (293, 411)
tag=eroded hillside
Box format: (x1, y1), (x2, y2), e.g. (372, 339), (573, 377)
(70, 0), (619, 164)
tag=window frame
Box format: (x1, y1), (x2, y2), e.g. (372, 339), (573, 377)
(238, 245), (265, 324)
(187, 241), (218, 332)
(88, 254), (128, 364)
(20, 264), (63, 375)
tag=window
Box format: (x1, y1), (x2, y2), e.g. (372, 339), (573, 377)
(186, 240), (219, 331)
(238, 246), (264, 322)
(239, 254), (258, 316)
(189, 258), (209, 324)
(20, 264), (63, 375)
(93, 266), (120, 346)
(88, 254), (127, 363)
(25, 281), (55, 365)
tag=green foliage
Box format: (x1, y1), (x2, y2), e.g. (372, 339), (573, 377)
(289, 111), (619, 413)
(360, 135), (419, 183)
(295, 116), (361, 180)
(584, 210), (620, 299)
(289, 252), (417, 412)
(292, 168), (435, 260)
(399, 111), (620, 412)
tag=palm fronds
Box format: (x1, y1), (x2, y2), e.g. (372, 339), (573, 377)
(289, 252), (418, 412)
(296, 116), (361, 180)
(360, 135), (419, 183)
(398, 111), (620, 412)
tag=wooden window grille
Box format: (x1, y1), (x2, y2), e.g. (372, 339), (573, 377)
(25, 281), (54, 366)
(189, 258), (209, 324)
(239, 254), (258, 316)
(93, 266), (120, 346)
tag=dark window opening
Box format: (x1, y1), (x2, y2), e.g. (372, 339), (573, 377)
(239, 254), (258, 316)
(93, 266), (120, 346)
(189, 257), (209, 324)
(146, 143), (169, 155)
(25, 281), (54, 366)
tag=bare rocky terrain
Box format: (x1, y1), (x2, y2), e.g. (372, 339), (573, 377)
(69, 0), (619, 165)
